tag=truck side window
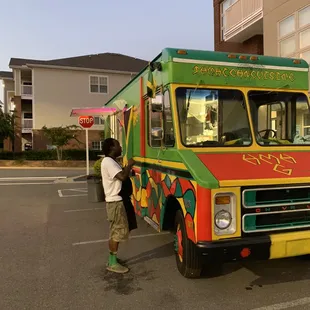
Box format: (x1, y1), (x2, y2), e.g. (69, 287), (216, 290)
(163, 90), (175, 147)
(148, 99), (162, 148)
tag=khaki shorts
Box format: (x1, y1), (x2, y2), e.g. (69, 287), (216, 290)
(106, 200), (129, 242)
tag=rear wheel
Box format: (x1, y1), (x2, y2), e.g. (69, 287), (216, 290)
(174, 210), (203, 278)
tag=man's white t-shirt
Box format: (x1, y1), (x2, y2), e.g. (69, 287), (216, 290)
(101, 157), (123, 202)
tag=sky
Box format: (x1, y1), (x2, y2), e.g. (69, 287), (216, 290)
(0, 0), (214, 101)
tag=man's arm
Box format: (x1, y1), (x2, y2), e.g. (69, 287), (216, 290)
(114, 158), (135, 181)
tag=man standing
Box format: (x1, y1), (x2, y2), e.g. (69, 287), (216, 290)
(101, 138), (135, 274)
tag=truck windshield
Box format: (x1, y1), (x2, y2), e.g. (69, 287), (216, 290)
(248, 90), (310, 146)
(175, 87), (252, 147)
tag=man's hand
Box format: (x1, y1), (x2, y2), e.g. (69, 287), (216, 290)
(128, 158), (136, 167)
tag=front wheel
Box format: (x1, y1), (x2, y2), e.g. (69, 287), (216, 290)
(174, 210), (203, 278)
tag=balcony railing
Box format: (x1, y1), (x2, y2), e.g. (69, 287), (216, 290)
(21, 85), (33, 97)
(223, 0), (263, 42)
(22, 119), (33, 132)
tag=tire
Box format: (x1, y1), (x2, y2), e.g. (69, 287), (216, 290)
(174, 210), (203, 278)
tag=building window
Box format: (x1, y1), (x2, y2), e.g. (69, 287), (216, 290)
(299, 5), (310, 28)
(280, 36), (296, 56)
(91, 141), (103, 150)
(220, 0), (238, 40)
(278, 5), (310, 58)
(300, 28), (310, 49)
(279, 15), (295, 38)
(94, 116), (104, 125)
(301, 50), (310, 63)
(90, 75), (108, 94)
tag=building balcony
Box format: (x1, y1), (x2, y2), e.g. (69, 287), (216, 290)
(21, 84), (33, 99)
(22, 119), (33, 133)
(222, 0), (263, 43)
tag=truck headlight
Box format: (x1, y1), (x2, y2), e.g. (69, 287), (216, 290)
(214, 193), (236, 236)
(215, 210), (232, 229)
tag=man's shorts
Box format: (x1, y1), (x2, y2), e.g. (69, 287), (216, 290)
(105, 200), (129, 242)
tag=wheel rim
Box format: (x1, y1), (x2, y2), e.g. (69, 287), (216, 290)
(175, 223), (183, 262)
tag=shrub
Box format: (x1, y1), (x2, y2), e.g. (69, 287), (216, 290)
(93, 157), (103, 176)
(0, 149), (103, 161)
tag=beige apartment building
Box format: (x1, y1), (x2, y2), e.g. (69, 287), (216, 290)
(0, 53), (147, 152)
(213, 0), (310, 85)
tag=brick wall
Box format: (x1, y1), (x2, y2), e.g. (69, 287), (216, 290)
(213, 0), (264, 54)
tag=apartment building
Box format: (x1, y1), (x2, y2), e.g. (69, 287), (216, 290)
(0, 53), (148, 152)
(213, 0), (310, 69)
(213, 0), (264, 54)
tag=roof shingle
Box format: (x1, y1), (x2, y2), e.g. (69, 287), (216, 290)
(0, 71), (13, 79)
(9, 52), (148, 73)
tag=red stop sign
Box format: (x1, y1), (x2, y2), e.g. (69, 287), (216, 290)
(79, 116), (94, 128)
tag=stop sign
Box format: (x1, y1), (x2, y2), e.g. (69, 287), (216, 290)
(79, 116), (94, 128)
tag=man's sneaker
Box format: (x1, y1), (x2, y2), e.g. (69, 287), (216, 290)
(106, 258), (126, 267)
(106, 263), (129, 274)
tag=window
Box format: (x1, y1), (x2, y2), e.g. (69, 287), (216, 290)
(248, 91), (310, 146)
(300, 28), (310, 49)
(279, 15), (295, 38)
(94, 116), (104, 125)
(91, 141), (103, 150)
(299, 5), (310, 28)
(278, 6), (310, 59)
(90, 75), (108, 94)
(301, 50), (310, 63)
(220, 0), (238, 40)
(163, 91), (175, 147)
(175, 88), (251, 147)
(280, 36), (296, 56)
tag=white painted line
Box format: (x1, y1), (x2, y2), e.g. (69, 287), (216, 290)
(58, 188), (88, 198)
(251, 297), (310, 310)
(0, 176), (66, 181)
(60, 194), (87, 198)
(0, 182), (53, 186)
(64, 207), (105, 213)
(72, 231), (170, 246)
(66, 188), (87, 193)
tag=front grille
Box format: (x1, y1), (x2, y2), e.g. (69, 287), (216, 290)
(241, 185), (310, 234)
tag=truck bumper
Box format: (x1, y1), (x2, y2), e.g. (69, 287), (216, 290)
(196, 230), (310, 262)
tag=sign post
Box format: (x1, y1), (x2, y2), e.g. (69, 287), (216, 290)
(78, 116), (94, 175)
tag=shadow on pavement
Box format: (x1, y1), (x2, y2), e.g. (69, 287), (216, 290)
(126, 242), (174, 266)
(243, 256), (310, 290)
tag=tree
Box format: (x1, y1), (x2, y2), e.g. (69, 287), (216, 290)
(42, 125), (82, 160)
(0, 110), (17, 148)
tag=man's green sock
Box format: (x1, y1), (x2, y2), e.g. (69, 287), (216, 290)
(108, 252), (118, 266)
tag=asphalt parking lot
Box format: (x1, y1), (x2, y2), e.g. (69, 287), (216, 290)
(2, 174), (310, 310)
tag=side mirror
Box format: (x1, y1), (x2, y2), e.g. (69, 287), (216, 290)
(151, 102), (163, 112)
(151, 127), (163, 140)
(151, 95), (163, 112)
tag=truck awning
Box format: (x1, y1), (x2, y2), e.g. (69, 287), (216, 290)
(70, 107), (117, 117)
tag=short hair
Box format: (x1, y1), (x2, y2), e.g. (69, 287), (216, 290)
(102, 138), (116, 156)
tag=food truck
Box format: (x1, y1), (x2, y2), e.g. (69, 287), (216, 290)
(73, 48), (310, 278)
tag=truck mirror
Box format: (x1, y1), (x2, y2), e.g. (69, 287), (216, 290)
(151, 127), (163, 140)
(151, 95), (164, 112)
(151, 102), (163, 112)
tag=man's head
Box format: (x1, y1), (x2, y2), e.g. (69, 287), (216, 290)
(102, 138), (122, 157)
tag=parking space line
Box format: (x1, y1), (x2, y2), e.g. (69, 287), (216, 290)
(0, 182), (53, 186)
(72, 231), (170, 246)
(251, 297), (310, 310)
(0, 176), (66, 181)
(58, 188), (88, 198)
(64, 207), (105, 213)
